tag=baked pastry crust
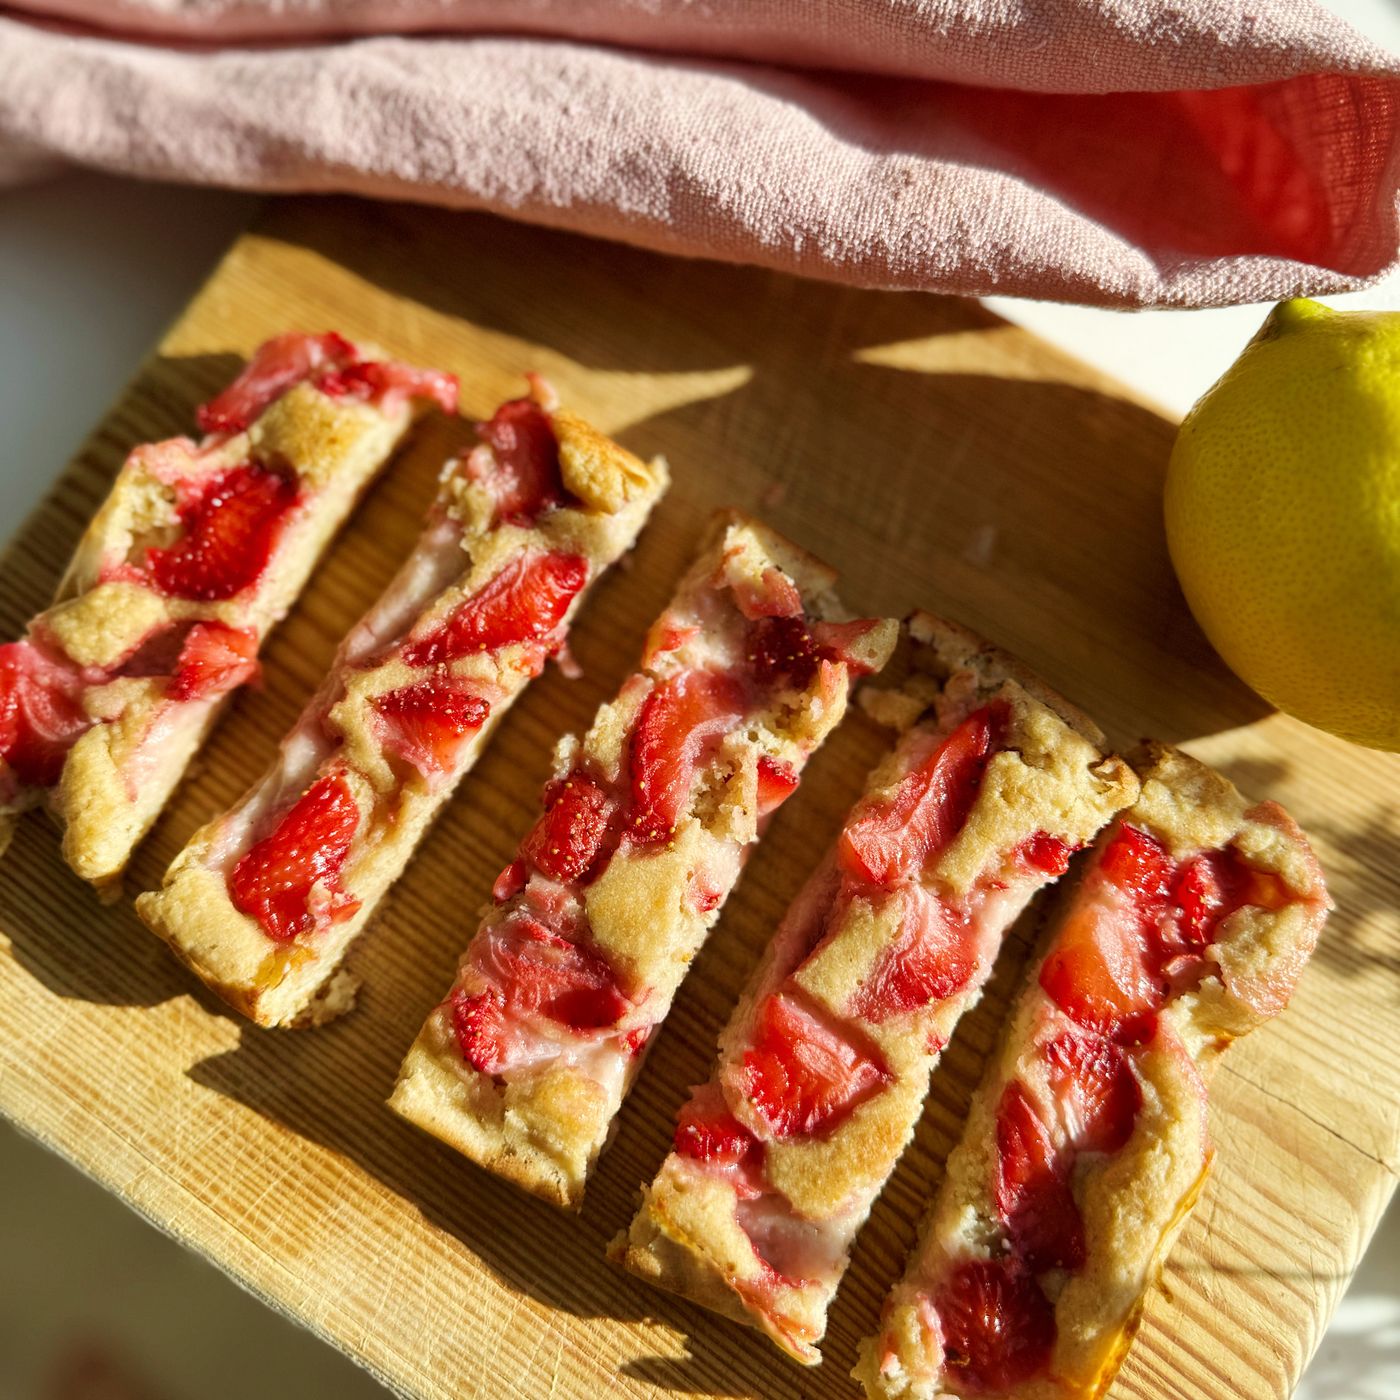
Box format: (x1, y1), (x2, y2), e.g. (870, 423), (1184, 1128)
(138, 383), (667, 1028)
(390, 513), (899, 1208)
(1, 332), (456, 885)
(614, 612), (1137, 1362)
(855, 742), (1330, 1400)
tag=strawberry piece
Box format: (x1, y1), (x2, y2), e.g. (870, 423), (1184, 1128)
(627, 669), (746, 845)
(742, 992), (890, 1138)
(464, 396), (570, 525)
(476, 915), (630, 1039)
(642, 616), (701, 666)
(450, 987), (510, 1076)
(675, 1084), (762, 1167)
(0, 641), (89, 790)
(1099, 822), (1175, 903)
(934, 1257), (1056, 1392)
(756, 754), (799, 816)
(1043, 1031), (1141, 1154)
(521, 771), (614, 883)
(850, 885), (976, 1020)
(492, 858), (528, 904)
(316, 359), (458, 417)
(731, 566), (804, 620)
(839, 701), (1008, 889)
(809, 618), (884, 674)
(403, 551), (587, 667)
(745, 614), (823, 690)
(372, 677), (490, 777)
(1018, 831), (1074, 878)
(228, 772), (363, 942)
(167, 621), (259, 702)
(196, 332), (355, 435)
(146, 462), (299, 602)
(994, 1081), (1083, 1273)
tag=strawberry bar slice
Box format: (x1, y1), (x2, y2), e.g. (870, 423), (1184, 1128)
(614, 613), (1138, 1362)
(0, 331), (456, 885)
(855, 742), (1329, 1400)
(389, 513), (898, 1208)
(138, 381), (667, 1027)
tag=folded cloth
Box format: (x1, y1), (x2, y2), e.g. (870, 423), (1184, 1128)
(2, 0), (1397, 306)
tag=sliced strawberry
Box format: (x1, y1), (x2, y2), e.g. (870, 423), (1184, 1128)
(1099, 823), (1175, 904)
(756, 755), (799, 816)
(742, 992), (890, 1139)
(839, 701), (1008, 889)
(642, 615), (701, 666)
(809, 618), (884, 674)
(372, 677), (490, 777)
(463, 396), (570, 525)
(450, 987), (510, 1076)
(403, 551), (587, 667)
(627, 669), (747, 845)
(731, 566), (803, 620)
(1017, 831), (1074, 878)
(316, 359), (458, 417)
(675, 1084), (762, 1167)
(520, 771), (614, 883)
(492, 858), (528, 903)
(994, 1081), (1083, 1273)
(146, 462), (299, 602)
(934, 1257), (1056, 1392)
(167, 621), (259, 702)
(745, 615), (822, 690)
(850, 884), (976, 1020)
(228, 772), (363, 942)
(196, 332), (355, 435)
(0, 641), (89, 790)
(1043, 1031), (1140, 1154)
(476, 914), (630, 1038)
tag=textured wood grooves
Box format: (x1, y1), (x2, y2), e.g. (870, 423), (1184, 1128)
(1, 196), (1397, 1400)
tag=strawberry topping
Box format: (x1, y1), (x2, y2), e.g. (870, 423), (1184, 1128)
(450, 987), (510, 1076)
(145, 462), (299, 602)
(995, 1081), (1083, 1272)
(851, 884), (977, 1020)
(317, 359), (458, 417)
(403, 551), (587, 667)
(1044, 1030), (1141, 1154)
(934, 1257), (1056, 1392)
(756, 754), (800, 816)
(228, 772), (363, 942)
(0, 641), (89, 790)
(742, 992), (890, 1139)
(492, 858), (528, 903)
(840, 701), (1007, 889)
(196, 332), (355, 435)
(167, 621), (259, 702)
(1018, 831), (1074, 877)
(521, 771), (614, 883)
(372, 677), (490, 778)
(464, 396), (572, 525)
(627, 669), (747, 845)
(675, 1084), (762, 1167)
(731, 566), (804, 621)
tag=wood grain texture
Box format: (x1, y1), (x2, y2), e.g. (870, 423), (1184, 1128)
(0, 197), (1396, 1400)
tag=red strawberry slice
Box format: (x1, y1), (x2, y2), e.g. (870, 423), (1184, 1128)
(934, 1257), (1056, 1392)
(196, 332), (355, 435)
(742, 992), (890, 1139)
(372, 677), (490, 777)
(839, 701), (1008, 889)
(674, 1084), (762, 1167)
(730, 566), (803, 620)
(0, 641), (89, 791)
(463, 396), (571, 525)
(809, 618), (884, 674)
(627, 669), (747, 845)
(403, 551), (587, 667)
(228, 771), (363, 942)
(475, 914), (630, 1044)
(146, 462), (299, 602)
(521, 771), (614, 883)
(756, 755), (799, 816)
(316, 359), (458, 417)
(994, 1081), (1084, 1273)
(850, 884), (977, 1020)
(1017, 831), (1074, 878)
(1099, 822), (1175, 904)
(450, 987), (510, 1076)
(167, 621), (259, 702)
(492, 858), (528, 904)
(745, 614), (823, 690)
(1043, 1031), (1141, 1154)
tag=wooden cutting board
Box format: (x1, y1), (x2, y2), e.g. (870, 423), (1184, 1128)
(1, 198), (1395, 1400)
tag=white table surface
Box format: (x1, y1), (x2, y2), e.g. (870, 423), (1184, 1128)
(3, 5), (1399, 1390)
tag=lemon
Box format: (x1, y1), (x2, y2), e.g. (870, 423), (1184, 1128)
(1165, 298), (1400, 751)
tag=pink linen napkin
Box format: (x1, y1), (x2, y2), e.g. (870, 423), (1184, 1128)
(2, 0), (1397, 307)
